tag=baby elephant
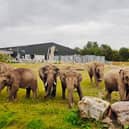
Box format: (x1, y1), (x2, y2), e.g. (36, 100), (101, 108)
(0, 68), (37, 101)
(60, 70), (83, 108)
(104, 68), (129, 101)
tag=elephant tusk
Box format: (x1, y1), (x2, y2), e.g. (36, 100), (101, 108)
(54, 81), (56, 85)
(45, 82), (48, 87)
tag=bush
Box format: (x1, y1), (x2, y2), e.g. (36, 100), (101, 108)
(64, 110), (108, 129)
(65, 110), (82, 126)
(0, 53), (12, 63)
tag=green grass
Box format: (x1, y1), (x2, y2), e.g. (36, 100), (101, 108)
(0, 63), (120, 129)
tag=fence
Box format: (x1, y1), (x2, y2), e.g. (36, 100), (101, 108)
(54, 55), (105, 63)
(12, 54), (105, 63)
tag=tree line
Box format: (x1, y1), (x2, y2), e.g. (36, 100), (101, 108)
(74, 41), (129, 61)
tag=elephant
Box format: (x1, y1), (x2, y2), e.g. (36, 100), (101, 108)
(39, 64), (59, 98)
(104, 68), (129, 101)
(60, 70), (83, 108)
(0, 68), (37, 101)
(87, 62), (104, 87)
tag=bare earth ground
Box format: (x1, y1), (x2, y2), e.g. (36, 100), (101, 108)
(0, 62), (128, 129)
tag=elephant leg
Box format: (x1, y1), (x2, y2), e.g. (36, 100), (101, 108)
(26, 87), (31, 98)
(89, 73), (93, 85)
(77, 86), (83, 100)
(8, 86), (18, 101)
(6, 86), (11, 95)
(118, 85), (127, 101)
(13, 91), (18, 100)
(106, 90), (112, 101)
(68, 89), (74, 108)
(31, 86), (37, 99)
(125, 89), (129, 100)
(62, 86), (66, 99)
(62, 83), (66, 99)
(95, 78), (99, 87)
(0, 84), (6, 93)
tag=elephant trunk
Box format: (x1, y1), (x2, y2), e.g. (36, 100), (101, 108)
(45, 74), (56, 98)
(0, 84), (6, 93)
(65, 77), (75, 108)
(44, 85), (51, 98)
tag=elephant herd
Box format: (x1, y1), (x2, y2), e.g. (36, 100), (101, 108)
(0, 62), (129, 108)
(39, 65), (83, 108)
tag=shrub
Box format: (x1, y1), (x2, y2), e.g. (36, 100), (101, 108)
(64, 110), (108, 129)
(0, 53), (12, 63)
(65, 110), (82, 126)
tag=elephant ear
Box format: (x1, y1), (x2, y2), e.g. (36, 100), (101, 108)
(39, 67), (47, 80)
(119, 69), (124, 80)
(60, 72), (66, 81)
(55, 67), (60, 75)
(5, 73), (14, 85)
(94, 62), (98, 72)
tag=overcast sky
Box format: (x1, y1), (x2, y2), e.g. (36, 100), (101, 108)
(0, 0), (129, 49)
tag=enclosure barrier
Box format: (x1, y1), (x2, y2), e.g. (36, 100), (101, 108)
(54, 55), (105, 63)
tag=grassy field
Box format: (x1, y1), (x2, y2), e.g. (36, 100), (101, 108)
(0, 63), (125, 129)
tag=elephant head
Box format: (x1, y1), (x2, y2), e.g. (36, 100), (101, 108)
(0, 73), (13, 92)
(65, 71), (82, 88)
(60, 70), (83, 108)
(39, 65), (59, 98)
(0, 76), (7, 91)
(94, 62), (104, 82)
(119, 68), (129, 99)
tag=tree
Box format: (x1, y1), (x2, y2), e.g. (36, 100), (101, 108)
(112, 50), (120, 61)
(74, 47), (81, 54)
(86, 41), (98, 48)
(0, 53), (12, 63)
(100, 44), (113, 61)
(80, 41), (101, 55)
(119, 47), (129, 61)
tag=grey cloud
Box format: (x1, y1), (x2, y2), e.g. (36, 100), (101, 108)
(0, 0), (129, 49)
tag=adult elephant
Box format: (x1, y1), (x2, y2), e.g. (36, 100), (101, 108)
(39, 64), (59, 98)
(87, 62), (104, 87)
(60, 69), (83, 108)
(0, 68), (37, 101)
(104, 68), (129, 101)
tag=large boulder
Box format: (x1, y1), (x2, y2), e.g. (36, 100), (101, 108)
(111, 101), (129, 126)
(78, 96), (110, 120)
